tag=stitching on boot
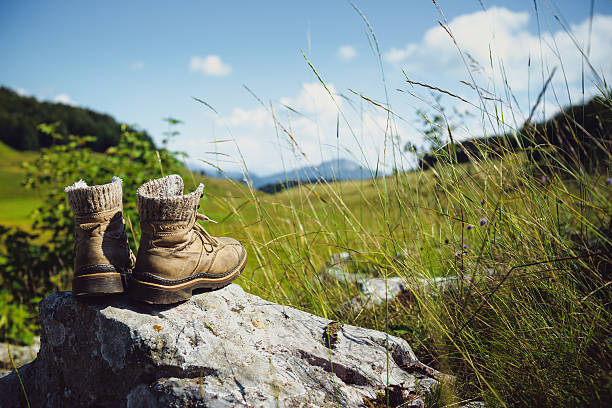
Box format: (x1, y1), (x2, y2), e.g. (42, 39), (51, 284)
(75, 264), (118, 275)
(141, 221), (191, 235)
(133, 245), (245, 284)
(134, 260), (242, 284)
(75, 208), (124, 223)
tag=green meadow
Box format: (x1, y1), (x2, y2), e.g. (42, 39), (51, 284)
(0, 142), (39, 228)
(1, 129), (611, 406)
(1, 2), (611, 404)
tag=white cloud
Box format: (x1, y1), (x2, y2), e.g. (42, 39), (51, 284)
(174, 9), (611, 176)
(338, 45), (357, 61)
(223, 107), (271, 129)
(53, 93), (77, 106)
(129, 60), (144, 71)
(384, 7), (612, 135)
(385, 46), (414, 63)
(189, 55), (232, 76)
(175, 82), (415, 175)
(385, 8), (612, 94)
(15, 87), (29, 96)
(207, 82), (345, 174)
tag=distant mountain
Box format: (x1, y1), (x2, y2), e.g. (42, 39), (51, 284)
(189, 158), (374, 192)
(190, 158), (375, 192)
(252, 158), (372, 190)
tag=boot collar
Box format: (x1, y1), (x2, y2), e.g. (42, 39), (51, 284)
(140, 219), (194, 235)
(74, 207), (123, 224)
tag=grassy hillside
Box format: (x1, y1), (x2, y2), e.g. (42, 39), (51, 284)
(0, 86), (154, 152)
(419, 94), (612, 171)
(0, 142), (39, 228)
(231, 148), (612, 407)
(1, 108), (610, 407)
(1, 135), (611, 406)
(0, 140), (254, 229)
(0, 136), (448, 292)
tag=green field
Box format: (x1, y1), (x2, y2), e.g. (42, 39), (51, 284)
(1, 134), (611, 407)
(0, 140), (254, 230)
(1, 0), (611, 402)
(0, 142), (40, 228)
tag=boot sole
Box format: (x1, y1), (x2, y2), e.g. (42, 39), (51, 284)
(128, 254), (247, 305)
(72, 271), (127, 297)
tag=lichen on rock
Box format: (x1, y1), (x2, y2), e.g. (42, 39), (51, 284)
(0, 284), (449, 407)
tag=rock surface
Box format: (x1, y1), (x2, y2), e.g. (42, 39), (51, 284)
(0, 284), (450, 407)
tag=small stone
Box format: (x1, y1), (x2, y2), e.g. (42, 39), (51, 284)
(0, 338), (40, 370)
(323, 321), (344, 349)
(323, 253), (472, 307)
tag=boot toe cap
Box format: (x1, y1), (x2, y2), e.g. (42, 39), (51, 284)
(216, 236), (242, 246)
(210, 238), (246, 274)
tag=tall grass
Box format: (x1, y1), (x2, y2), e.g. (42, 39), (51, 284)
(220, 131), (610, 406)
(203, 4), (612, 407)
(1, 1), (609, 407)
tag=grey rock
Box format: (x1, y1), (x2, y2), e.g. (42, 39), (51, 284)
(0, 284), (449, 407)
(0, 337), (40, 371)
(462, 402), (486, 408)
(323, 254), (473, 306)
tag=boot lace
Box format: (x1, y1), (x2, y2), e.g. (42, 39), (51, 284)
(194, 212), (219, 247)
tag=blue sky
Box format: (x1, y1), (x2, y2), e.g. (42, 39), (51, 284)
(1, 1), (611, 175)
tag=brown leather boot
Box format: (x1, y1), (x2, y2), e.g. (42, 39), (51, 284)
(129, 175), (246, 304)
(65, 177), (134, 297)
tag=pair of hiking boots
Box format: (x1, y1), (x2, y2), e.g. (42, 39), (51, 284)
(65, 174), (247, 304)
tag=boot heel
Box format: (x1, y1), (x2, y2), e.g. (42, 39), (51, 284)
(128, 279), (194, 305)
(72, 272), (125, 297)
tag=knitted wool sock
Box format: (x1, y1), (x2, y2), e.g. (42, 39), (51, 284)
(137, 174), (204, 222)
(64, 177), (123, 215)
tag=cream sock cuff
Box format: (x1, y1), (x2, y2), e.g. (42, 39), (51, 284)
(65, 177), (123, 215)
(137, 174), (204, 221)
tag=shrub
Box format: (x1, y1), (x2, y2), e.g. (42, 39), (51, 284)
(0, 123), (183, 344)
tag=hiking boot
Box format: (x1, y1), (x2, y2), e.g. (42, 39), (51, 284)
(129, 175), (246, 304)
(65, 177), (134, 297)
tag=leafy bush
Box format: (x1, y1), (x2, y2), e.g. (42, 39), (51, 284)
(0, 288), (37, 345)
(0, 123), (183, 344)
